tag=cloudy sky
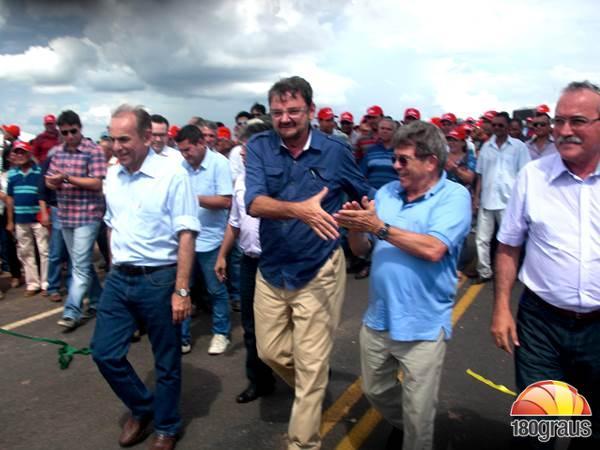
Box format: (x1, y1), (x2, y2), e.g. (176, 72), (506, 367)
(1, 0), (599, 139)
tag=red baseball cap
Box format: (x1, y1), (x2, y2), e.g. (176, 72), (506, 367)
(536, 104), (550, 114)
(217, 126), (231, 140)
(481, 110), (497, 121)
(404, 108), (421, 120)
(1, 124), (20, 139)
(168, 125), (180, 139)
(462, 123), (474, 132)
(43, 114), (56, 124)
(441, 113), (457, 124)
(317, 107), (336, 121)
(465, 117), (476, 124)
(13, 141), (33, 152)
(366, 105), (383, 117)
(430, 117), (441, 127)
(446, 128), (466, 141)
(340, 112), (354, 123)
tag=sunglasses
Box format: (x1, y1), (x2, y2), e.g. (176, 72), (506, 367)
(531, 122), (549, 128)
(391, 154), (432, 165)
(12, 149), (29, 155)
(60, 128), (80, 136)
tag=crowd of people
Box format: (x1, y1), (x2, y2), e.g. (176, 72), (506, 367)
(0, 76), (598, 450)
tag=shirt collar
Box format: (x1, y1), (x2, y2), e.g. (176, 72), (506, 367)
(396, 171), (447, 203)
(548, 152), (600, 183)
(118, 147), (160, 178)
(275, 129), (316, 154)
(182, 147), (212, 172)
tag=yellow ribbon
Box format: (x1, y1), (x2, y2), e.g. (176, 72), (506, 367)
(466, 369), (517, 397)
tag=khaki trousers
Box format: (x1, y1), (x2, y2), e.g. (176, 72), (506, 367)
(15, 222), (49, 291)
(254, 248), (346, 450)
(360, 325), (446, 450)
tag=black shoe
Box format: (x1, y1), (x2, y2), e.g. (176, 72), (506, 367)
(354, 265), (370, 280)
(236, 383), (275, 403)
(473, 276), (492, 284)
(385, 427), (403, 450)
(81, 308), (96, 320)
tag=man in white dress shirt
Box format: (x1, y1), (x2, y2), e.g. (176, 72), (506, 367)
(491, 81), (600, 448)
(150, 114), (183, 162)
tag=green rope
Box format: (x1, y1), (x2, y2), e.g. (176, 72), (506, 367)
(0, 327), (91, 370)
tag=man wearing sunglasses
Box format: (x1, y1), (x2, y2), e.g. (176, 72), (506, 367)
(335, 120), (472, 450)
(473, 111), (530, 284)
(526, 112), (557, 160)
(491, 80), (600, 448)
(46, 110), (106, 330)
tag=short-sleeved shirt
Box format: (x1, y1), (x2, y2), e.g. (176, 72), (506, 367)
(359, 143), (398, 190)
(526, 137), (558, 161)
(497, 153), (599, 313)
(104, 148), (200, 266)
(183, 149), (232, 253)
(475, 135), (530, 210)
(245, 129), (374, 290)
(48, 138), (107, 228)
(7, 164), (42, 223)
(364, 173), (472, 341)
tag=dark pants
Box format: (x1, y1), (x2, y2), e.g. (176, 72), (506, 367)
(240, 254), (274, 388)
(0, 213), (22, 278)
(515, 288), (600, 449)
(91, 266), (182, 436)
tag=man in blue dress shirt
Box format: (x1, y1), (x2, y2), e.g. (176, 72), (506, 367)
(335, 121), (472, 450)
(244, 76), (372, 450)
(91, 105), (200, 450)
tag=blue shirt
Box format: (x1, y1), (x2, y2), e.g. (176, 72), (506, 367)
(7, 164), (42, 223)
(104, 148), (201, 266)
(476, 135), (530, 210)
(245, 129), (373, 289)
(359, 143), (398, 189)
(182, 149), (233, 252)
(446, 148), (477, 186)
(364, 173), (472, 341)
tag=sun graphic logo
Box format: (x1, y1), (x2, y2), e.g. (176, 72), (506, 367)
(510, 380), (593, 442)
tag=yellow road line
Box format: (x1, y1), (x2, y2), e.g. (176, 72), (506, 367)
(333, 281), (484, 450)
(1, 306), (64, 331)
(336, 408), (383, 450)
(321, 378), (364, 436)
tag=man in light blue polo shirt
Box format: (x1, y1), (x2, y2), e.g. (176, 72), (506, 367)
(335, 121), (471, 450)
(175, 125), (233, 355)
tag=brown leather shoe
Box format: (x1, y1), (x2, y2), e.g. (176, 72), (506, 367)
(118, 415), (152, 447)
(148, 433), (177, 450)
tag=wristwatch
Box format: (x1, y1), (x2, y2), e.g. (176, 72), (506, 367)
(375, 223), (391, 241)
(174, 288), (190, 297)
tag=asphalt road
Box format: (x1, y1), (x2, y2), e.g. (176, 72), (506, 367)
(0, 267), (526, 450)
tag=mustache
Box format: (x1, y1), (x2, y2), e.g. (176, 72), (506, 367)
(557, 136), (583, 145)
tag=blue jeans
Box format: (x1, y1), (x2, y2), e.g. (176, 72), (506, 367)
(181, 248), (230, 343)
(516, 288), (600, 448)
(47, 207), (71, 294)
(91, 266), (182, 436)
(61, 222), (103, 320)
(226, 241), (242, 303)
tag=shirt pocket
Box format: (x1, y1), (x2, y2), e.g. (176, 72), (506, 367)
(264, 165), (284, 195)
(309, 165), (332, 190)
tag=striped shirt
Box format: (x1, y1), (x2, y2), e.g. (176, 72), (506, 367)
(7, 164), (42, 223)
(359, 142), (398, 190)
(49, 138), (107, 228)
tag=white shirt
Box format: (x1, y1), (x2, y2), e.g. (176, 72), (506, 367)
(153, 145), (184, 163)
(498, 152), (600, 313)
(228, 144), (244, 185)
(229, 172), (261, 258)
(476, 135), (530, 210)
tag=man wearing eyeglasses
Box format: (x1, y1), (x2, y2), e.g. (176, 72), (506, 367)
(335, 121), (472, 450)
(526, 112), (557, 160)
(46, 110), (106, 330)
(491, 81), (600, 448)
(244, 76), (372, 450)
(473, 111), (530, 284)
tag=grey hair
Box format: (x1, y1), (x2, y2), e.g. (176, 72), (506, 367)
(112, 104), (151, 138)
(563, 81), (600, 112)
(392, 120), (447, 173)
(200, 120), (218, 131)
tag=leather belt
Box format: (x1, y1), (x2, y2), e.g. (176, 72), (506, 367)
(524, 287), (600, 321)
(113, 263), (176, 276)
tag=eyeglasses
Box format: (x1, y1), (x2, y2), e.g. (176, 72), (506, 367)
(531, 122), (549, 128)
(269, 108), (307, 119)
(236, 121), (247, 127)
(552, 116), (600, 130)
(12, 149), (28, 155)
(60, 128), (80, 136)
(391, 154), (432, 165)
(152, 132), (167, 137)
